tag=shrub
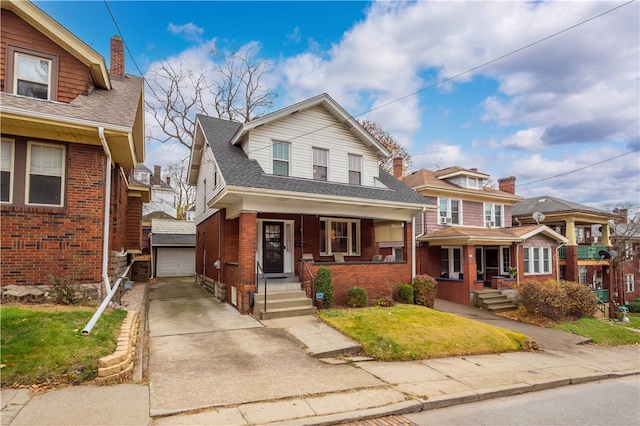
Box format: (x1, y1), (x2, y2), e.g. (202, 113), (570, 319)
(412, 274), (438, 308)
(560, 280), (597, 319)
(397, 283), (414, 304)
(628, 298), (640, 313)
(48, 272), (80, 305)
(315, 266), (333, 309)
(374, 296), (395, 307)
(519, 279), (569, 320)
(346, 286), (368, 308)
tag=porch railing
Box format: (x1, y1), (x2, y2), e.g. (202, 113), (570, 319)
(300, 258), (315, 307)
(558, 245), (609, 260)
(256, 261), (268, 313)
(593, 289), (609, 317)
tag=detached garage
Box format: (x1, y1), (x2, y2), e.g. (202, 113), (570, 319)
(151, 220), (196, 277)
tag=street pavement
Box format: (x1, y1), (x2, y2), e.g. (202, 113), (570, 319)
(2, 278), (639, 425)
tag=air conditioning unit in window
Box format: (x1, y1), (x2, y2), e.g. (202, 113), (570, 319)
(486, 221), (494, 227)
(440, 217), (452, 225)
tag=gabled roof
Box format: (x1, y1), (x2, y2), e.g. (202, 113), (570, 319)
(151, 219), (196, 235)
(195, 114), (432, 208)
(229, 93), (390, 158)
(512, 196), (616, 219)
(402, 168), (522, 204)
(419, 224), (567, 245)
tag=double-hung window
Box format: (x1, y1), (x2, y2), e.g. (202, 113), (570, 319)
(6, 46), (59, 101)
(348, 154), (362, 185)
(319, 217), (360, 255)
(273, 141), (290, 176)
(441, 247), (462, 278)
(523, 247), (551, 274)
(484, 203), (503, 227)
(501, 247), (511, 275)
(1, 139), (14, 203)
(438, 198), (461, 225)
(27, 142), (65, 206)
(312, 148), (328, 181)
(625, 274), (635, 293)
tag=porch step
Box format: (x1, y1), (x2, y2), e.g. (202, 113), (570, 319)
(253, 289), (316, 320)
(476, 290), (518, 313)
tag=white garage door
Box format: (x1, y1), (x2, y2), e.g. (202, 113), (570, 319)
(156, 247), (195, 277)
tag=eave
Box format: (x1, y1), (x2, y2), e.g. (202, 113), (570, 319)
(413, 185), (523, 204)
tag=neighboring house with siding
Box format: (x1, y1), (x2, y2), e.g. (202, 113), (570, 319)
(403, 167), (566, 306)
(0, 0), (148, 299)
(135, 163), (178, 219)
(150, 219), (195, 278)
(188, 93), (434, 316)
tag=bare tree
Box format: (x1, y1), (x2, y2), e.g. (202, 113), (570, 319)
(359, 119), (412, 175)
(145, 43), (277, 152)
(608, 205), (640, 305)
(165, 158), (196, 220)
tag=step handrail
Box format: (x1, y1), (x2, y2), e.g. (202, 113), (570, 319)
(256, 261), (268, 312)
(300, 258), (315, 307)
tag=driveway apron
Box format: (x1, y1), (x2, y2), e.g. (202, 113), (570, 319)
(147, 278), (382, 417)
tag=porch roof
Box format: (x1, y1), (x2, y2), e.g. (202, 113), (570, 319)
(195, 115), (434, 212)
(418, 224), (567, 246)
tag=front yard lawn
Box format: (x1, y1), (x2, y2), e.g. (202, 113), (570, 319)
(0, 305), (127, 388)
(318, 304), (532, 361)
(552, 317), (640, 346)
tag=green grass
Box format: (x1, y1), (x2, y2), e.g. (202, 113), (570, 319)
(552, 317), (640, 346)
(318, 304), (532, 361)
(1, 306), (127, 387)
(625, 313), (640, 330)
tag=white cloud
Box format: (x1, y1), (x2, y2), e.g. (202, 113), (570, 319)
(167, 22), (205, 42)
(492, 127), (546, 151)
(286, 26), (301, 43)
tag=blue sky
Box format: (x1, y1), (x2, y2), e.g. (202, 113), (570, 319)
(35, 1), (639, 210)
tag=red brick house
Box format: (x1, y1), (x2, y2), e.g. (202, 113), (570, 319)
(610, 208), (640, 305)
(403, 167), (567, 306)
(188, 94), (434, 316)
(0, 0), (148, 300)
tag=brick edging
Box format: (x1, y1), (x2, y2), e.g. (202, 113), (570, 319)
(96, 311), (139, 383)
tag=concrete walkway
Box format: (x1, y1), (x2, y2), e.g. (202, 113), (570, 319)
(2, 283), (639, 426)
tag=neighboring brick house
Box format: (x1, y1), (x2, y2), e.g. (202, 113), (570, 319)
(403, 167), (567, 306)
(135, 163), (178, 219)
(188, 93), (434, 315)
(610, 208), (640, 304)
(0, 0), (148, 299)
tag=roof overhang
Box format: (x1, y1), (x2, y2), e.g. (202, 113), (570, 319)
(515, 212), (616, 226)
(418, 224), (568, 246)
(413, 185), (523, 204)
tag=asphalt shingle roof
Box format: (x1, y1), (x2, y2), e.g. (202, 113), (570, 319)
(197, 114), (432, 207)
(512, 196), (613, 217)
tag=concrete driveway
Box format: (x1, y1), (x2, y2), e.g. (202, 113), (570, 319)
(147, 278), (382, 417)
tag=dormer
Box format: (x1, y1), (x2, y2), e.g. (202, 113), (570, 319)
(434, 167), (490, 190)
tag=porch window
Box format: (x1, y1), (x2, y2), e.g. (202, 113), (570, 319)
(438, 198), (461, 225)
(625, 274), (635, 293)
(484, 203), (503, 227)
(1, 139), (14, 203)
(348, 154), (362, 185)
(475, 247), (483, 274)
(441, 247), (462, 278)
(273, 141), (290, 176)
(320, 217), (360, 255)
(26, 142), (65, 206)
(501, 247), (511, 274)
(312, 148), (328, 181)
(523, 247), (551, 274)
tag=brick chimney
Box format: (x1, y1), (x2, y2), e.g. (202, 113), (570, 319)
(110, 35), (125, 78)
(393, 157), (403, 179)
(613, 208), (628, 224)
(153, 165), (161, 186)
(498, 176), (516, 194)
(166, 176), (171, 185)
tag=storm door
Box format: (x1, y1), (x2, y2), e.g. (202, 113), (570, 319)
(263, 222), (284, 274)
(484, 247), (499, 287)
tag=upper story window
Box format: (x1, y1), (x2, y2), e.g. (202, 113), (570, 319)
(523, 247), (551, 274)
(1, 139), (15, 203)
(312, 148), (328, 181)
(27, 142), (65, 206)
(484, 203), (503, 227)
(348, 154), (362, 185)
(6, 46), (59, 101)
(439, 197), (461, 225)
(467, 177), (479, 189)
(272, 141), (290, 176)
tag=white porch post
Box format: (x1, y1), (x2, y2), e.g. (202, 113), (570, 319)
(412, 215), (417, 279)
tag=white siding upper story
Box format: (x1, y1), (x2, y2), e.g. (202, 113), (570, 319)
(195, 147), (221, 224)
(240, 106), (382, 187)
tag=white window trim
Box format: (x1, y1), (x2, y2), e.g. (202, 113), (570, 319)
(523, 247), (552, 275)
(625, 274), (635, 293)
(1, 138), (15, 204)
(312, 147), (329, 181)
(320, 217), (360, 256)
(25, 141), (65, 207)
(438, 197), (462, 225)
(500, 246), (511, 275)
(441, 246), (463, 277)
(467, 177), (478, 189)
(14, 52), (53, 100)
(272, 141), (290, 176)
(348, 153), (362, 185)
(484, 203), (504, 228)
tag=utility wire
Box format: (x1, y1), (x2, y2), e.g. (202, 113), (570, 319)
(517, 147), (640, 187)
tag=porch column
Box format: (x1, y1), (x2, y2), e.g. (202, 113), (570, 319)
(463, 245), (477, 283)
(238, 211), (257, 313)
(600, 222), (611, 247)
(565, 219), (577, 245)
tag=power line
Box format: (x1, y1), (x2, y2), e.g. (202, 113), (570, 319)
(517, 147), (640, 187)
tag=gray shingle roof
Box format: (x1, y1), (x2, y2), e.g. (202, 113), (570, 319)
(512, 195), (611, 217)
(151, 234), (196, 246)
(197, 115), (432, 206)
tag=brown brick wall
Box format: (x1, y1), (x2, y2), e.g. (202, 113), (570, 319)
(0, 10), (94, 101)
(1, 143), (106, 286)
(109, 166), (128, 253)
(125, 195), (142, 251)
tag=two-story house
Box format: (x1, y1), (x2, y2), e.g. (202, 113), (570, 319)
(404, 167), (567, 306)
(188, 93), (434, 316)
(610, 208), (640, 305)
(513, 196), (620, 304)
(135, 164), (178, 219)
(0, 0), (148, 300)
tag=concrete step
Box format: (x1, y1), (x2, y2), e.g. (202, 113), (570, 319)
(256, 282), (302, 293)
(259, 306), (317, 320)
(254, 296), (313, 311)
(477, 290), (517, 312)
(485, 303), (518, 313)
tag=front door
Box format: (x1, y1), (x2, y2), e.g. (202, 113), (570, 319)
(484, 248), (499, 287)
(263, 222), (284, 274)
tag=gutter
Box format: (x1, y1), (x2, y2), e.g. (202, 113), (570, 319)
(98, 127), (112, 295)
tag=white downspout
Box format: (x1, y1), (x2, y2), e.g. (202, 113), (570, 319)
(411, 214), (417, 279)
(98, 127), (112, 295)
